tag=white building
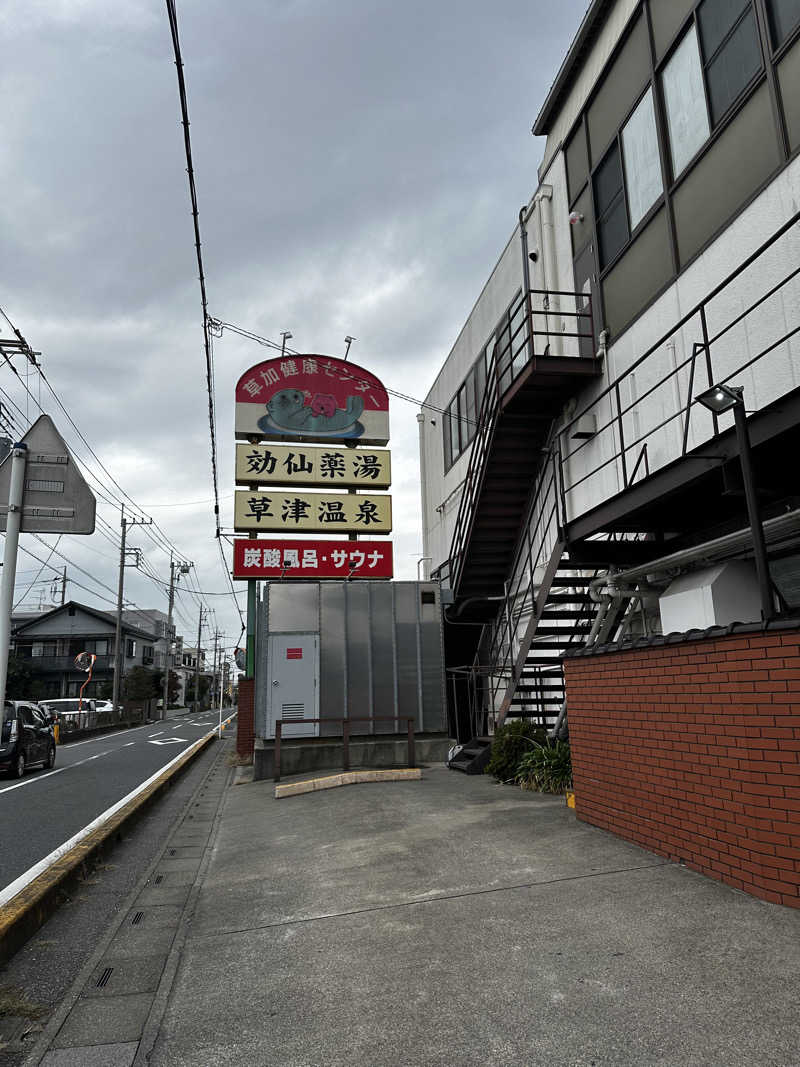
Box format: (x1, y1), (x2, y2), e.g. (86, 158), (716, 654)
(420, 0), (800, 741)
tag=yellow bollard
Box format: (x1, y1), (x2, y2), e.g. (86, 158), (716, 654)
(54, 722), (60, 745)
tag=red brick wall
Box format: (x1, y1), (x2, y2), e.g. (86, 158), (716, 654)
(236, 677), (255, 761)
(564, 629), (800, 909)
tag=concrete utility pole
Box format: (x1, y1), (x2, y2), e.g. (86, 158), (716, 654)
(0, 443), (28, 739)
(193, 607), (205, 713)
(112, 506), (152, 719)
(161, 557), (191, 720)
(210, 630), (223, 711)
(60, 567), (67, 606)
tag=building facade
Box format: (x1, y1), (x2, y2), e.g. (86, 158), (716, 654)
(420, 0), (800, 735)
(12, 602), (160, 699)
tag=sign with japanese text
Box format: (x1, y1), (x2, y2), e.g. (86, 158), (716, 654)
(235, 443), (391, 489)
(235, 354), (390, 445)
(233, 489), (392, 534)
(232, 539), (393, 579)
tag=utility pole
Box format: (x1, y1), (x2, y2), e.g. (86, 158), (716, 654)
(210, 630), (223, 712)
(193, 607), (205, 713)
(0, 442), (28, 740)
(112, 506), (152, 720)
(60, 566), (67, 606)
(161, 557), (191, 721)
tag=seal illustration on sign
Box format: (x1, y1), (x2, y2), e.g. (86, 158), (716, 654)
(258, 388), (365, 438)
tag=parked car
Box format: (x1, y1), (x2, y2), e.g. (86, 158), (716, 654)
(93, 700), (115, 714)
(39, 698), (97, 733)
(0, 701), (56, 778)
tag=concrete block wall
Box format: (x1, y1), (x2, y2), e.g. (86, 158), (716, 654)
(237, 677), (255, 762)
(564, 629), (800, 909)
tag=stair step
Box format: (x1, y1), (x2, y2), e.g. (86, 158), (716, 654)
(528, 640), (581, 650)
(550, 577), (594, 587)
(540, 610), (591, 619)
(534, 625), (592, 636)
(545, 593), (593, 603)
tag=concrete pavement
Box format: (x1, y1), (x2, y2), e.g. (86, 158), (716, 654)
(26, 765), (800, 1066)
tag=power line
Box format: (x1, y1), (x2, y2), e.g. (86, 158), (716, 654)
(164, 0), (221, 540)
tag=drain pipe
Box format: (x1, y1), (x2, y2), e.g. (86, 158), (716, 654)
(519, 204), (535, 363)
(536, 186), (562, 357)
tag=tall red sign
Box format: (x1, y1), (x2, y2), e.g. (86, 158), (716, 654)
(232, 538), (393, 580)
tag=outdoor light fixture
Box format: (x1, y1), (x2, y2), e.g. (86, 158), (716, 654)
(695, 382), (773, 622)
(695, 383), (743, 414)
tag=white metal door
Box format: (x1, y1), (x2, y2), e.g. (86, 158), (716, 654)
(267, 633), (319, 738)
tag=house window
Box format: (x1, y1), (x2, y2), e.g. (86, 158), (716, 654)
(766, 0), (800, 46)
(662, 4), (762, 178)
(125, 639), (136, 658)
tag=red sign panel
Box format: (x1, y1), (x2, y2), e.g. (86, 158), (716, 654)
(286, 648), (303, 660)
(233, 539), (393, 580)
(234, 354), (390, 445)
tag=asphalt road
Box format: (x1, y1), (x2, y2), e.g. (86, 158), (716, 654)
(0, 711), (235, 894)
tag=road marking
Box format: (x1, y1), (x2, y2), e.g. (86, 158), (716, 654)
(0, 749), (113, 795)
(61, 721), (160, 748)
(123, 742), (135, 747)
(147, 737), (188, 746)
(148, 731), (164, 738)
(0, 712), (237, 906)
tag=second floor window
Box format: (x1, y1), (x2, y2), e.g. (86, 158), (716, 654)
(766, 0), (800, 45)
(662, 3), (762, 180)
(594, 87), (663, 269)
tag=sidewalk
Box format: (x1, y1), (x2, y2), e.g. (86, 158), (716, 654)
(29, 764), (800, 1066)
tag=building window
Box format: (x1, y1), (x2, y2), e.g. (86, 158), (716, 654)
(125, 639), (136, 658)
(700, 1), (762, 124)
(592, 86), (664, 270)
(621, 89), (663, 229)
(766, 0), (800, 46)
(662, 25), (712, 177)
(594, 143), (629, 268)
(443, 349), (487, 471)
(662, 5), (762, 179)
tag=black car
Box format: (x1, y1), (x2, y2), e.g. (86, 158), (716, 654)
(0, 701), (56, 778)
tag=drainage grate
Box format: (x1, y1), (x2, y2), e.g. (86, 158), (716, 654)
(131, 911), (145, 926)
(96, 967), (114, 988)
(154, 874), (164, 885)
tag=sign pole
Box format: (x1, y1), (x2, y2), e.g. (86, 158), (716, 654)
(246, 580), (257, 676)
(0, 443), (28, 737)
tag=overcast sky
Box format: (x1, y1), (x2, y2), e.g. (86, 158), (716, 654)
(1, 0), (587, 657)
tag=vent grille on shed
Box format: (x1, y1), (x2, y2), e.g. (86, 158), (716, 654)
(281, 703), (305, 721)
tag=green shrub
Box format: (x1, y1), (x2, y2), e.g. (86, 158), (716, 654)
(515, 740), (572, 794)
(486, 719), (547, 782)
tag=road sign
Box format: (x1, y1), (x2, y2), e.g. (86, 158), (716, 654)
(0, 414), (96, 534)
(234, 489), (392, 534)
(233, 538), (393, 579)
(235, 442), (391, 489)
(235, 354), (390, 445)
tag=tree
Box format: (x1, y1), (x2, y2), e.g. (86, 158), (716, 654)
(155, 669), (181, 706)
(124, 666), (159, 701)
(5, 654), (33, 699)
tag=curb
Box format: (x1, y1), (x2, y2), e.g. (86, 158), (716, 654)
(0, 717), (233, 965)
(275, 767), (422, 798)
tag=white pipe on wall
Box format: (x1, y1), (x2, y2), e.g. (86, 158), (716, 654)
(536, 185), (563, 357)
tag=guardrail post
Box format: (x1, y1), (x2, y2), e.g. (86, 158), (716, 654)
(407, 719), (416, 769)
(274, 721), (281, 783)
(342, 719), (350, 773)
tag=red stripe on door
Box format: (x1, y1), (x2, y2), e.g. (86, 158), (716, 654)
(286, 648), (303, 660)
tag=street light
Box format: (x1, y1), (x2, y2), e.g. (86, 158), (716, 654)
(695, 383), (773, 621)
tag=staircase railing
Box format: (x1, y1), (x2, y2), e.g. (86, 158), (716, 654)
(449, 287), (594, 596)
(558, 208), (800, 516)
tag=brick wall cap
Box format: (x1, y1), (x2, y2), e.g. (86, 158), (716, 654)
(563, 616), (800, 660)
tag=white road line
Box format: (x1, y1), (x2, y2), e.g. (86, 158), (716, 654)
(122, 742), (135, 747)
(61, 721), (161, 748)
(0, 749), (114, 796)
(0, 714), (237, 906)
(148, 731), (164, 738)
